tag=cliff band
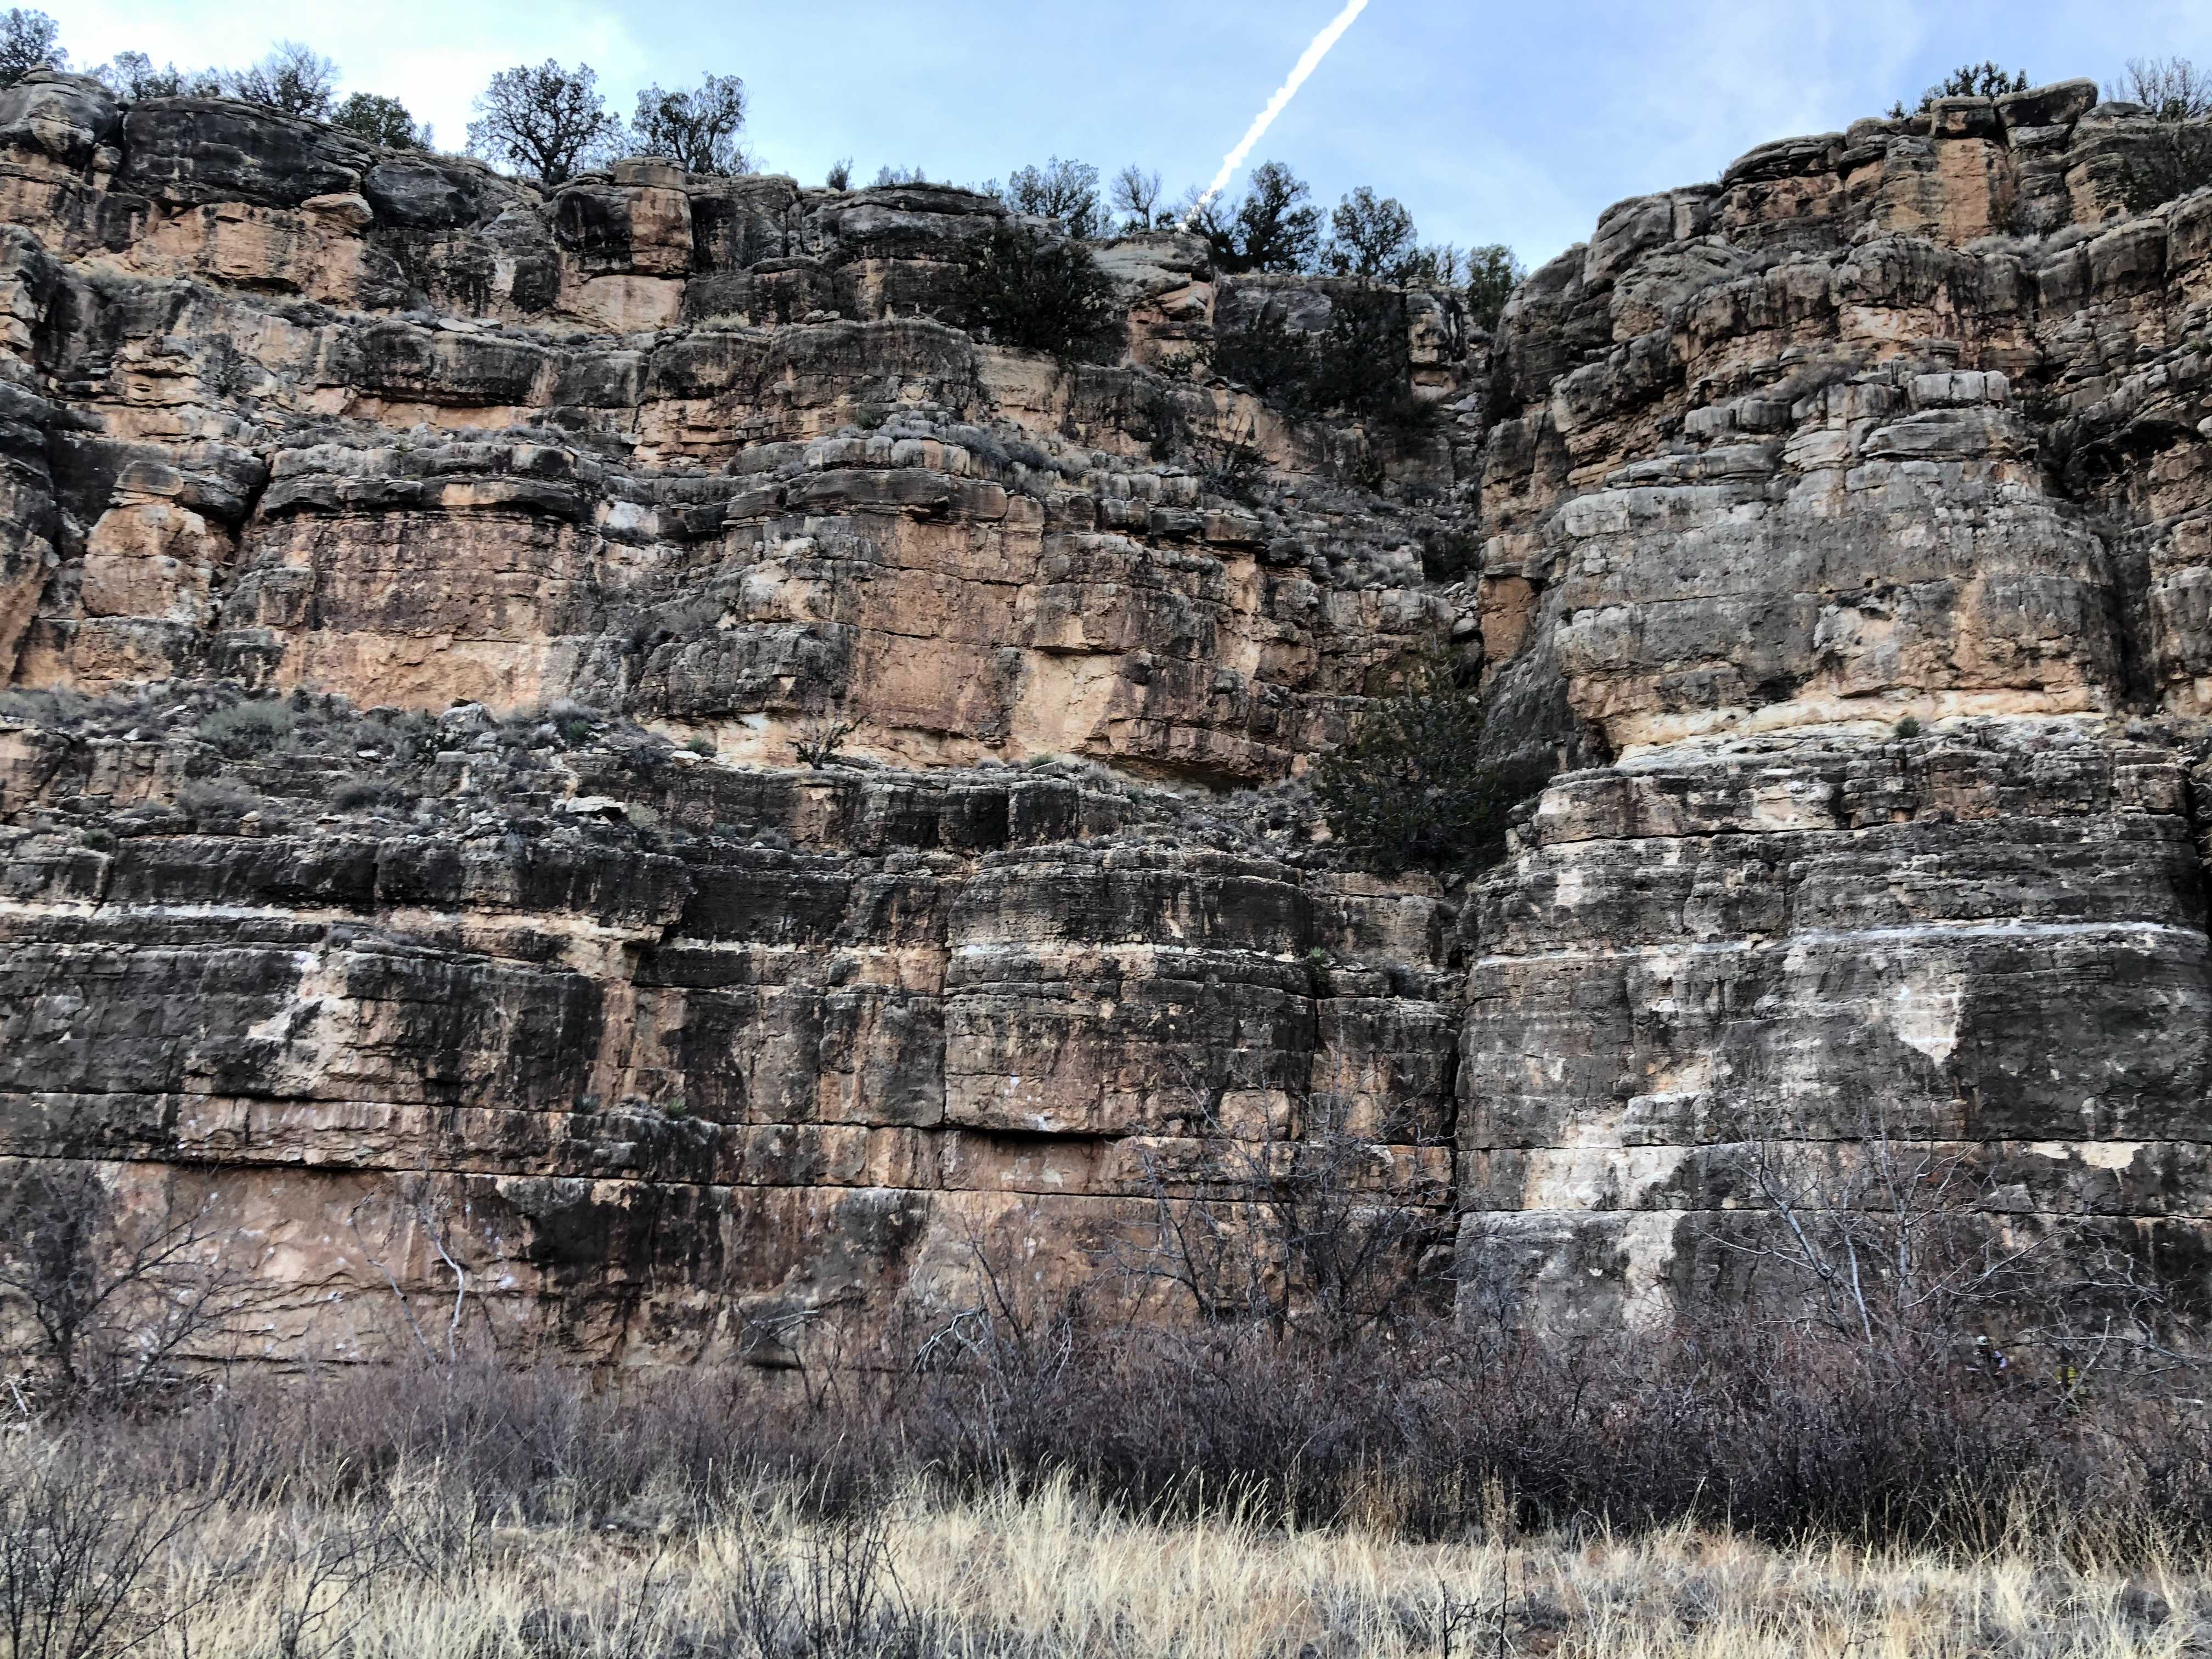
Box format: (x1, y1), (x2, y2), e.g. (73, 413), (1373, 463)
(1, 71), (2208, 1357)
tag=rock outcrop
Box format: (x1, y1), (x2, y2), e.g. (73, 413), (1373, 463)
(3, 69), (2211, 1361)
(1464, 83), (2212, 1322)
(0, 71), (1470, 1364)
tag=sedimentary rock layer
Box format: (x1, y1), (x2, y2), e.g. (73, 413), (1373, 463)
(5, 67), (2212, 1356)
(0, 70), (1469, 1363)
(1462, 81), (2212, 1321)
(3, 721), (1455, 1360)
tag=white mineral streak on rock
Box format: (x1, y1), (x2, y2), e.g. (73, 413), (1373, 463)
(1886, 967), (1963, 1068)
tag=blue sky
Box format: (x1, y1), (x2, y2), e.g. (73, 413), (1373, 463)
(50, 1), (2212, 266)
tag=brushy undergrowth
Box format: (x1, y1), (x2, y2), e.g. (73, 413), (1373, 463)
(1214, 285), (1437, 438)
(12, 1306), (2212, 1549)
(195, 698), (296, 756)
(7, 1147), (2211, 1656)
(949, 220), (1123, 362)
(5, 1338), (2211, 1659)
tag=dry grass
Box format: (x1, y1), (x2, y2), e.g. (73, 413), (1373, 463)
(872, 1485), (2204, 1657)
(5, 1433), (2204, 1659)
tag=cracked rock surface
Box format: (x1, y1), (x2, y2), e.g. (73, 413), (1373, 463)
(0, 70), (1474, 1364)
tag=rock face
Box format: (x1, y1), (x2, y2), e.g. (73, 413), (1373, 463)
(1465, 85), (2212, 1322)
(2, 714), (1457, 1360)
(3, 70), (2211, 1361)
(0, 72), (1469, 1364)
(1464, 732), (2212, 1322)
(0, 75), (1464, 786)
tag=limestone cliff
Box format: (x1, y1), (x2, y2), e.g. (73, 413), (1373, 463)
(2, 69), (2210, 1361)
(1465, 80), (2212, 1322)
(0, 70), (1472, 1364)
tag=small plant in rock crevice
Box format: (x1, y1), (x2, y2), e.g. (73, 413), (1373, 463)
(176, 778), (264, 821)
(794, 712), (859, 768)
(328, 775), (402, 812)
(1313, 656), (1553, 875)
(1302, 947), (1332, 998)
(197, 699), (296, 757)
(548, 700), (600, 743)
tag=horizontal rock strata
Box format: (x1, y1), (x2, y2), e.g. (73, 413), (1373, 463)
(1464, 83), (2212, 1323)
(2, 713), (1456, 1361)
(6, 69), (2212, 1358)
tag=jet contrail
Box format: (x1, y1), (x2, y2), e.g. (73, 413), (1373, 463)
(1182, 0), (1370, 225)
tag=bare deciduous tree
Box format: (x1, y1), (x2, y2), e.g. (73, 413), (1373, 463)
(717, 1503), (938, 1659)
(223, 41), (339, 120)
(794, 711), (859, 768)
(1712, 1111), (2044, 1346)
(1707, 1108), (2179, 1375)
(2111, 56), (2211, 122)
(466, 60), (619, 185)
(1110, 1092), (1459, 1347)
(92, 50), (220, 100)
(1110, 165), (1163, 231)
(0, 1163), (282, 1411)
(0, 1447), (215, 1659)
(346, 1180), (505, 1367)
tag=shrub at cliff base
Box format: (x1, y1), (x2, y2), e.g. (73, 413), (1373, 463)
(5, 1368), (2208, 1659)
(4, 1312), (2206, 1556)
